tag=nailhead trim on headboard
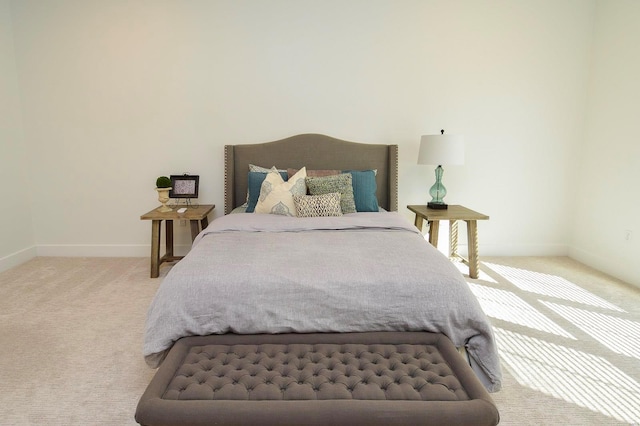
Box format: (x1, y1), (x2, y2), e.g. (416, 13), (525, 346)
(224, 134), (399, 215)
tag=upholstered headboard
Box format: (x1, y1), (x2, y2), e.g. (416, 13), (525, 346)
(224, 134), (398, 214)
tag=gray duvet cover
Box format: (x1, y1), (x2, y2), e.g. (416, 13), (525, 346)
(143, 212), (502, 392)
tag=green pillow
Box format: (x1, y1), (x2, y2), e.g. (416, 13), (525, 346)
(306, 173), (356, 214)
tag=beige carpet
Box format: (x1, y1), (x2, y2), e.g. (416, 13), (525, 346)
(0, 256), (638, 425)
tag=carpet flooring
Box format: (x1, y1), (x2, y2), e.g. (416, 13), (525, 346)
(0, 255), (638, 425)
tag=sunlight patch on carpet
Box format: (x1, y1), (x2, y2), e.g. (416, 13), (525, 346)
(483, 262), (624, 312)
(468, 283), (574, 338)
(541, 301), (640, 360)
(494, 328), (640, 424)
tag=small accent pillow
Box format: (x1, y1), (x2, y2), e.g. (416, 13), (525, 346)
(343, 170), (378, 212)
(246, 170), (288, 213)
(306, 173), (356, 214)
(255, 167), (307, 216)
(293, 193), (343, 217)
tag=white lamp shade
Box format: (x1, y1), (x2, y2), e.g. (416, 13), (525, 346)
(418, 134), (464, 166)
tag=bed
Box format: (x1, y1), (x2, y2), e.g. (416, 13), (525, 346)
(138, 134), (501, 425)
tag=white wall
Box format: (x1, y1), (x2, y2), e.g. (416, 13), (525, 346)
(570, 0), (640, 287)
(4, 2), (604, 268)
(0, 0), (35, 272)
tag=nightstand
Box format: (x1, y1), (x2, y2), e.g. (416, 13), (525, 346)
(407, 204), (489, 279)
(140, 204), (215, 278)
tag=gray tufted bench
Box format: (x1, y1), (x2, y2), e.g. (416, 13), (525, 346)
(135, 332), (499, 426)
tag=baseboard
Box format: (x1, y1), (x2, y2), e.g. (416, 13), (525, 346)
(0, 246), (38, 273)
(478, 243), (569, 257)
(568, 246), (639, 289)
(427, 239), (569, 257)
(35, 244), (193, 258)
(4, 241), (574, 273)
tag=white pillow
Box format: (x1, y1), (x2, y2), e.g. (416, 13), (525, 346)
(242, 164), (286, 207)
(255, 167), (307, 216)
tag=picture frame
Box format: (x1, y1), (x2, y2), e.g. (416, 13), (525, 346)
(169, 174), (199, 199)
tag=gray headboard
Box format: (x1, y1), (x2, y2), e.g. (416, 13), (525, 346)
(224, 134), (398, 214)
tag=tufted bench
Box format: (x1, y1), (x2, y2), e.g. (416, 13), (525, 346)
(135, 332), (499, 426)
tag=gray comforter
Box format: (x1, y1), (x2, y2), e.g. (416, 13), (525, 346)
(143, 212), (502, 392)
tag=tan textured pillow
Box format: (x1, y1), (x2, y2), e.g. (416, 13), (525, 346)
(255, 167), (307, 216)
(293, 193), (343, 217)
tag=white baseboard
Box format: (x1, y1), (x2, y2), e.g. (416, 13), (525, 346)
(478, 243), (569, 257)
(0, 246), (38, 273)
(4, 241), (584, 277)
(568, 246), (639, 289)
(35, 244), (194, 258)
(424, 235), (569, 257)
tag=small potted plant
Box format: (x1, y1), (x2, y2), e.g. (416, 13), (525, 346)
(155, 176), (172, 212)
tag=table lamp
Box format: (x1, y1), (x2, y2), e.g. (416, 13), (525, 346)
(418, 130), (464, 209)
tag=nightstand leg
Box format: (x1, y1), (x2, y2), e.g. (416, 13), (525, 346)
(190, 220), (200, 242)
(428, 220), (440, 247)
(449, 220), (459, 258)
(414, 215), (424, 232)
(165, 220), (174, 258)
(150, 220), (161, 278)
(467, 220), (479, 279)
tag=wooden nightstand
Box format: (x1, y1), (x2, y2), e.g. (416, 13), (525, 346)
(407, 205), (489, 279)
(140, 204), (215, 278)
